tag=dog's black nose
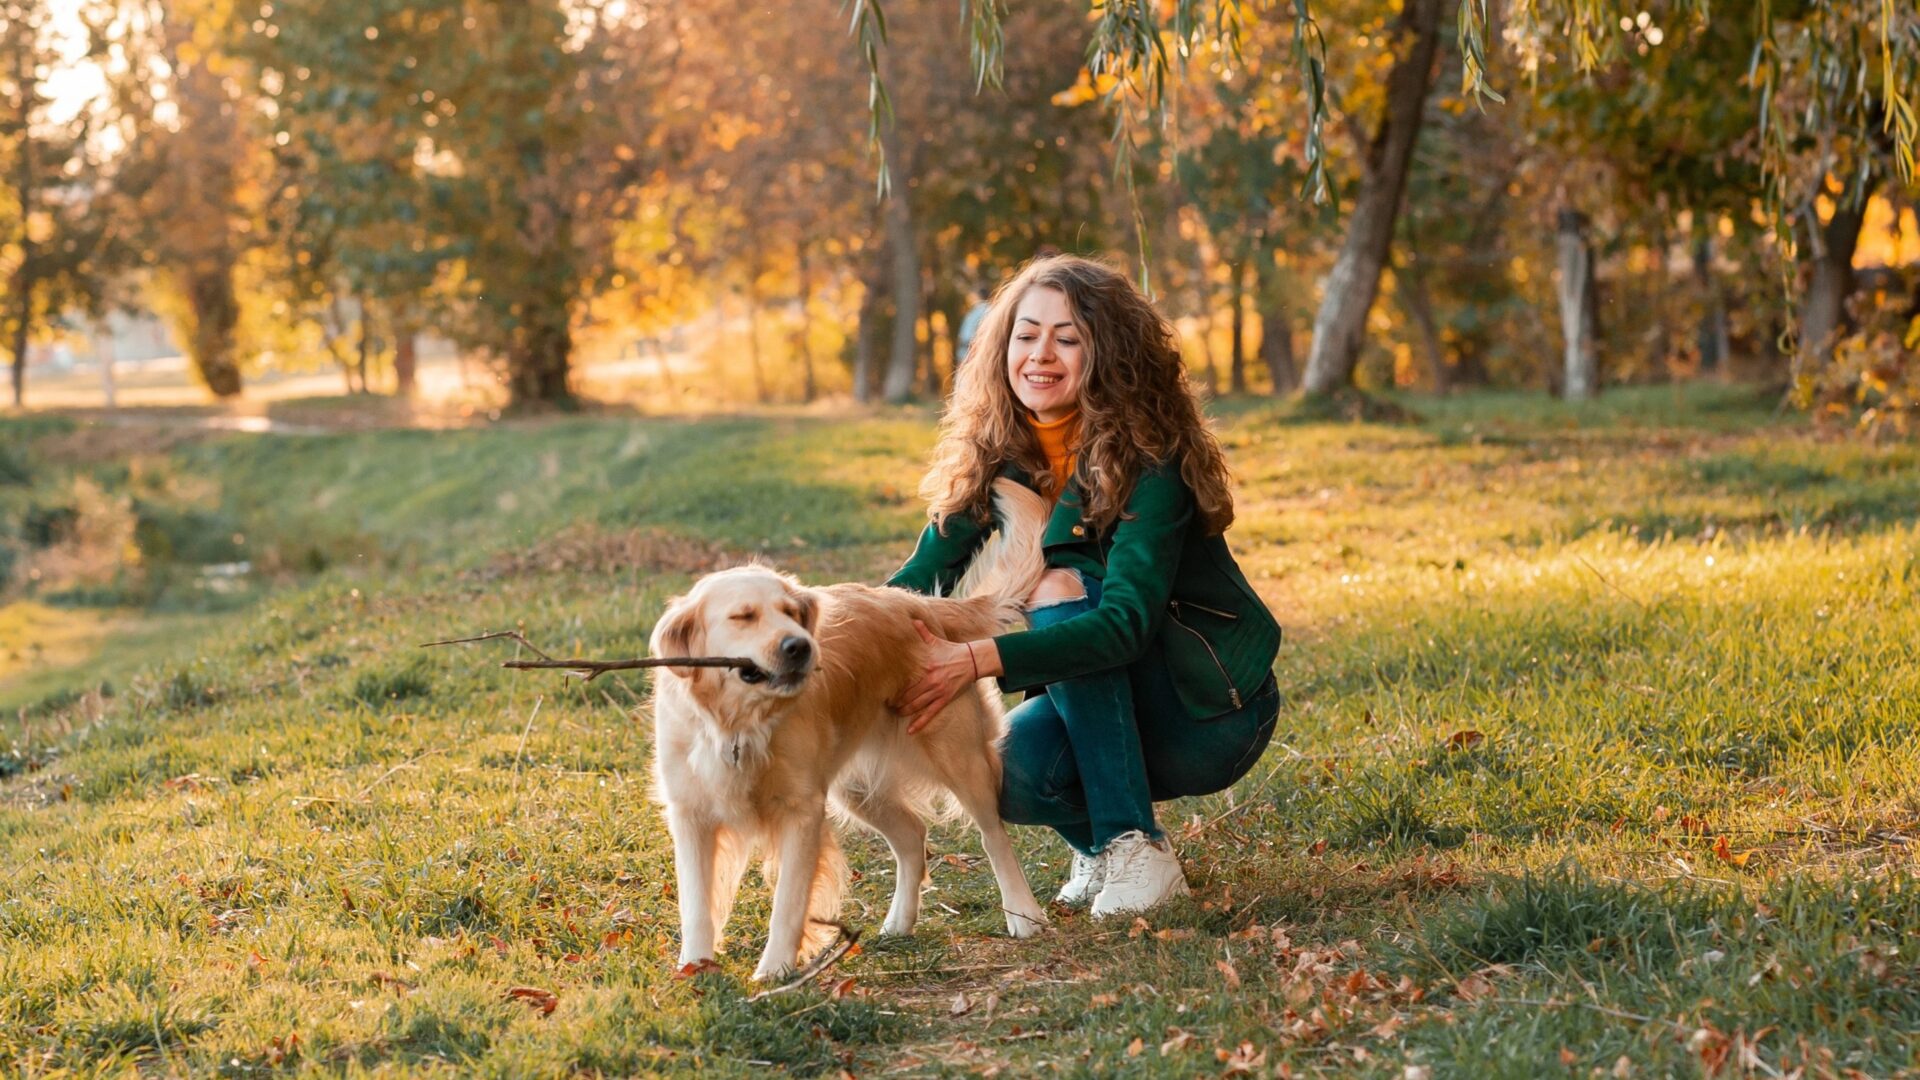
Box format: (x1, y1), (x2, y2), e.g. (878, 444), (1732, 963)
(779, 635), (812, 666)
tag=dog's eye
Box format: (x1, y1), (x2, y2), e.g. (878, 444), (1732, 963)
(730, 610), (756, 623)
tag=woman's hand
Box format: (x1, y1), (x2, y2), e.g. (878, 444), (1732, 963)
(892, 620), (998, 734)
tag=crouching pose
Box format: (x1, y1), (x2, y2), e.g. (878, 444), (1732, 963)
(890, 254), (1283, 918)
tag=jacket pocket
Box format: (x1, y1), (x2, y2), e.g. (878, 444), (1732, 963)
(1166, 600), (1242, 711)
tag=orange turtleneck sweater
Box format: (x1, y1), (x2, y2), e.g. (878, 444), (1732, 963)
(1028, 409), (1081, 498)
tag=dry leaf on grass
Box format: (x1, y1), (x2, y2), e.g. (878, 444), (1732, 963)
(505, 986), (558, 1016)
(1444, 729), (1485, 750)
(1215, 958), (1242, 989)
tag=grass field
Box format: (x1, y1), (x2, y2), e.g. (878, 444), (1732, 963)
(5, 385), (1920, 1077)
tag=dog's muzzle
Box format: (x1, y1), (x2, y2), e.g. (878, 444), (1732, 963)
(740, 635), (814, 693)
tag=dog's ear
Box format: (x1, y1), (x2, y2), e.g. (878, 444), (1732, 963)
(787, 585), (820, 632)
(650, 595), (706, 676)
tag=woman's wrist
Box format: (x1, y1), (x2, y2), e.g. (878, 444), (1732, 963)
(968, 638), (1004, 678)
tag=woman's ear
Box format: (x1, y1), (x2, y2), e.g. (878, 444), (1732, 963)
(650, 595), (706, 675)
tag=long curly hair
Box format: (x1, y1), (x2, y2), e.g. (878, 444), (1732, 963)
(922, 254), (1235, 536)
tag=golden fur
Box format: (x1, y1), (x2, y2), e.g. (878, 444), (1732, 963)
(649, 480), (1050, 980)
(924, 253), (1238, 536)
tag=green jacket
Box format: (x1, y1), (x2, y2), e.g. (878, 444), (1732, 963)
(885, 461), (1282, 721)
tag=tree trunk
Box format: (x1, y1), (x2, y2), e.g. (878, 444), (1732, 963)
(1692, 233), (1728, 375)
(354, 291), (373, 395)
(8, 285), (28, 409)
(1191, 241), (1218, 394)
(1228, 254), (1248, 394)
(187, 263), (244, 397)
(853, 260), (885, 404)
(744, 284), (768, 404)
(95, 328), (117, 408)
(1300, 0), (1446, 397)
(1797, 190), (1869, 370)
(506, 298), (572, 405)
(1556, 207), (1599, 400)
(879, 123), (920, 404)
(393, 318), (418, 397)
(1260, 307), (1298, 396)
(795, 239), (817, 404)
(1397, 258), (1449, 393)
(8, 36), (36, 409)
(1253, 247), (1297, 395)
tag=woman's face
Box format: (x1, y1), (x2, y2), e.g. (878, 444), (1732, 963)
(1006, 285), (1086, 423)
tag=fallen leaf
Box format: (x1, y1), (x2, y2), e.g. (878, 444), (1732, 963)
(950, 991), (973, 1017)
(1651, 805), (1671, 824)
(505, 986), (558, 1016)
(1216, 1041), (1267, 1074)
(1126, 1036), (1144, 1057)
(263, 1032), (300, 1066)
(1454, 974), (1494, 1002)
(1679, 814), (1709, 836)
(1711, 835), (1752, 867)
(1215, 959), (1242, 989)
(1090, 992), (1119, 1007)
(828, 976), (857, 1000)
(1444, 729), (1485, 750)
(1128, 917), (1151, 939)
(674, 959), (721, 979)
(1560, 1047), (1577, 1066)
(1159, 1027), (1196, 1056)
(1308, 839), (1329, 856)
(1404, 1067), (1432, 1080)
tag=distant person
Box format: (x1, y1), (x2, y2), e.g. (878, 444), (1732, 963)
(954, 293), (990, 372)
(888, 254), (1282, 917)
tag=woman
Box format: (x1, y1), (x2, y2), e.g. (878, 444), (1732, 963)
(887, 254), (1282, 917)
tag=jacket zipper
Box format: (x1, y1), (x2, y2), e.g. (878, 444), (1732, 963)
(1167, 602), (1241, 708)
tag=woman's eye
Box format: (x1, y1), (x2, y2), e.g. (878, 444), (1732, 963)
(1058, 339), (1078, 347)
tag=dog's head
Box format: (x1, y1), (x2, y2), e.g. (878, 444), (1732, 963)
(650, 566), (820, 703)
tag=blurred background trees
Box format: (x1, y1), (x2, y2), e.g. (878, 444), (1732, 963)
(0, 0), (1914, 429)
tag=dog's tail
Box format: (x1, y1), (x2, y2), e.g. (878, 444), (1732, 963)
(951, 478), (1050, 618)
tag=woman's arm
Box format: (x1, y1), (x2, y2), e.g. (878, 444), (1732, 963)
(885, 513), (991, 595)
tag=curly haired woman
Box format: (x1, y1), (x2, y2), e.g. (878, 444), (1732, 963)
(888, 254), (1282, 917)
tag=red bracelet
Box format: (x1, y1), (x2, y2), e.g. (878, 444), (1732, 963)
(964, 641), (979, 681)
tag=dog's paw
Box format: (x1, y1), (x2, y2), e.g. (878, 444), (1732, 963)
(749, 962), (792, 984)
(1005, 907), (1049, 939)
(880, 915), (916, 936)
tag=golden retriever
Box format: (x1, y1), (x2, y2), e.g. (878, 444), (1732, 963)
(648, 480), (1051, 980)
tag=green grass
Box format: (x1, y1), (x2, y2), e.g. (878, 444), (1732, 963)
(5, 384), (1920, 1076)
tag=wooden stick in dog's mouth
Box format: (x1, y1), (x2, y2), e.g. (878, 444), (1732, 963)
(420, 630), (760, 682)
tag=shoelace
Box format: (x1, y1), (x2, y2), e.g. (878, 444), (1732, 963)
(1101, 832), (1157, 887)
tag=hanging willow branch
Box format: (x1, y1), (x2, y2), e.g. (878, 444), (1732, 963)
(419, 631), (757, 682)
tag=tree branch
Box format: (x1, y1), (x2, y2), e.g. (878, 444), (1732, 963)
(420, 631), (758, 682)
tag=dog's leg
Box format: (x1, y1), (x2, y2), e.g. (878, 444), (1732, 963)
(668, 807), (722, 966)
(753, 807), (827, 981)
(709, 826), (751, 955)
(803, 831), (849, 955)
(946, 747), (1049, 940)
(838, 789), (930, 935)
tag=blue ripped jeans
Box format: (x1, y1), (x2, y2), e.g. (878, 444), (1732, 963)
(996, 571), (1282, 856)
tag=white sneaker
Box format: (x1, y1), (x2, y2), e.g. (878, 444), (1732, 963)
(1054, 849), (1106, 906)
(1089, 830), (1189, 918)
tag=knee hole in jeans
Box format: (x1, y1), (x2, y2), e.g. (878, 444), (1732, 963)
(1024, 568), (1086, 608)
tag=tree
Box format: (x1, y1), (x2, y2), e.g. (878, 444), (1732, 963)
(1, 0), (131, 407)
(251, 0), (667, 407)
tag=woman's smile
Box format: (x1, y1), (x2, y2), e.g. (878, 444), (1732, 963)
(1007, 285), (1086, 422)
